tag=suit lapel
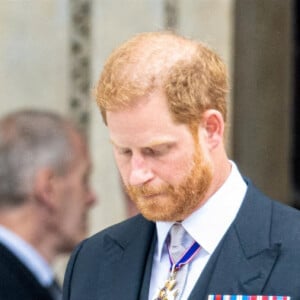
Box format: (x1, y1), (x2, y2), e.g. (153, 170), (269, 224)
(138, 233), (157, 299)
(189, 181), (281, 299)
(99, 215), (156, 300)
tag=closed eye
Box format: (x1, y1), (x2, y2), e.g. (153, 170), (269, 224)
(115, 147), (132, 156)
(142, 143), (174, 157)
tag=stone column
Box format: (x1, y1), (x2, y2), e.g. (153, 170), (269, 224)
(68, 0), (92, 132)
(233, 0), (293, 204)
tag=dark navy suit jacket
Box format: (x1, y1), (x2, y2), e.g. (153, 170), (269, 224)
(63, 181), (300, 300)
(0, 243), (54, 300)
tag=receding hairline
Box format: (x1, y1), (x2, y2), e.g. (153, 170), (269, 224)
(96, 31), (228, 127)
(96, 32), (206, 111)
(110, 31), (199, 82)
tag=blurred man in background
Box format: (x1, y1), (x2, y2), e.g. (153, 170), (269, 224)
(0, 109), (96, 300)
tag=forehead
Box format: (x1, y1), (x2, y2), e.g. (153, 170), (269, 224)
(106, 90), (191, 147)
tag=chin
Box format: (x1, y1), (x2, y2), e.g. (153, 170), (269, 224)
(138, 204), (185, 222)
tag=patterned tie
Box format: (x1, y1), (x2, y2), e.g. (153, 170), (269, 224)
(153, 223), (200, 300)
(168, 223), (190, 299)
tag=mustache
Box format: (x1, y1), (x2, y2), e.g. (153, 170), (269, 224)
(126, 183), (174, 197)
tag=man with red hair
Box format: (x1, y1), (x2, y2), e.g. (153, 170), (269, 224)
(63, 31), (300, 300)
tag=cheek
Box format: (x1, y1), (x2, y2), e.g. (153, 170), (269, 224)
(152, 154), (194, 184)
(58, 186), (80, 218)
(60, 203), (81, 234)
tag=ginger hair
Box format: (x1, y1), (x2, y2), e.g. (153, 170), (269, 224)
(96, 31), (228, 125)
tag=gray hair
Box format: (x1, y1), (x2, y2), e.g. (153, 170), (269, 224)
(0, 109), (83, 207)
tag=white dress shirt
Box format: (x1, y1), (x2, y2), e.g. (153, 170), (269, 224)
(149, 161), (247, 299)
(0, 226), (54, 287)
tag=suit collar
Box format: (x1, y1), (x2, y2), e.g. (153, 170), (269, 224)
(190, 180), (281, 298)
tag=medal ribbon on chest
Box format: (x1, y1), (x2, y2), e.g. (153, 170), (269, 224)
(153, 241), (201, 300)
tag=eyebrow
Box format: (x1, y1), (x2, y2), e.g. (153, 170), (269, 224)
(110, 138), (176, 149)
(146, 140), (176, 148)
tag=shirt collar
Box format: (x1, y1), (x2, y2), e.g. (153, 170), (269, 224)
(0, 226), (54, 286)
(155, 161), (247, 259)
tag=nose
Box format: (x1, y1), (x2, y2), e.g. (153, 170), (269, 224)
(129, 154), (154, 186)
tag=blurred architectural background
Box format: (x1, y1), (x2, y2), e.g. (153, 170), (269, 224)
(0, 0), (295, 279)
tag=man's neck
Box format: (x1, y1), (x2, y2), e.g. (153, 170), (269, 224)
(0, 204), (57, 264)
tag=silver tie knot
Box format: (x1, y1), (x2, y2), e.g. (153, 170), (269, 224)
(169, 223), (187, 263)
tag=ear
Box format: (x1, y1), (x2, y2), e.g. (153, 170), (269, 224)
(33, 168), (57, 209)
(200, 109), (225, 151)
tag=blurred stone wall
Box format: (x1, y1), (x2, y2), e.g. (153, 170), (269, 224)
(0, 0), (69, 114)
